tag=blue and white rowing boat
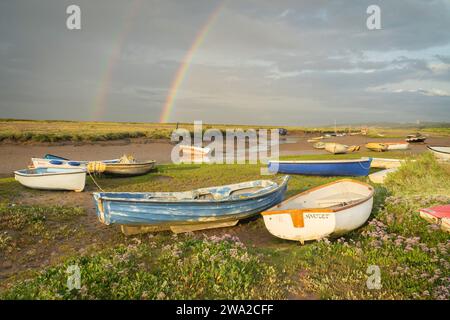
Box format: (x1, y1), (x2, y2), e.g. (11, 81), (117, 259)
(268, 157), (372, 176)
(32, 154), (120, 169)
(93, 176), (289, 234)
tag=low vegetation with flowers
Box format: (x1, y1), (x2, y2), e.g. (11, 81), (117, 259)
(0, 153), (448, 299)
(0, 234), (289, 299)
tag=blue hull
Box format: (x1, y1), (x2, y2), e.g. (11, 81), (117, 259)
(268, 158), (372, 176)
(93, 176), (289, 226)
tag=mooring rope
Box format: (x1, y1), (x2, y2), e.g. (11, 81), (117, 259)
(87, 167), (105, 192)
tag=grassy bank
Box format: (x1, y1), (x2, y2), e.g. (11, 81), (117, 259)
(0, 120), (278, 143)
(2, 119), (449, 143)
(0, 154), (449, 299)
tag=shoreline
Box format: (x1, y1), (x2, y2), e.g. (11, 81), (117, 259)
(1, 134), (449, 177)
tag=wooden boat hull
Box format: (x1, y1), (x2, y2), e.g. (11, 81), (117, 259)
(268, 158), (372, 176)
(93, 176), (289, 234)
(14, 168), (86, 191)
(365, 143), (388, 152)
(94, 161), (156, 176)
(368, 168), (398, 184)
(427, 146), (450, 161)
(324, 143), (347, 154)
(419, 205), (450, 233)
(262, 180), (374, 242)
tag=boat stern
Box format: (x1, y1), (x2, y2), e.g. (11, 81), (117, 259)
(93, 193), (109, 225)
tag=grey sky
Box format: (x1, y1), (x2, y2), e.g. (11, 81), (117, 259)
(0, 0), (449, 125)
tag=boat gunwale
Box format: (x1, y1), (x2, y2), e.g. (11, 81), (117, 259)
(94, 176), (290, 204)
(427, 145), (450, 155)
(268, 157), (371, 164)
(102, 160), (156, 168)
(261, 179), (374, 215)
(14, 169), (86, 177)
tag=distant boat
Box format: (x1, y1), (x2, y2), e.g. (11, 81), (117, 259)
(87, 155), (155, 176)
(307, 136), (324, 143)
(268, 157), (372, 176)
(32, 154), (119, 169)
(313, 142), (326, 149)
(179, 145), (210, 155)
(365, 143), (388, 152)
(179, 145), (211, 162)
(419, 205), (450, 233)
(14, 168), (86, 192)
(261, 179), (374, 242)
(324, 143), (348, 154)
(406, 134), (426, 143)
(93, 176), (289, 235)
(427, 146), (450, 161)
(384, 142), (409, 150)
(368, 168), (398, 184)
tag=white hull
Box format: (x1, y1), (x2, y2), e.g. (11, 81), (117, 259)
(324, 143), (347, 154)
(15, 168), (86, 191)
(428, 146), (450, 161)
(371, 158), (404, 169)
(262, 180), (374, 242)
(369, 168), (398, 184)
(386, 143), (409, 150)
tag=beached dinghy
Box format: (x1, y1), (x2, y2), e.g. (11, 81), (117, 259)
(419, 205), (450, 233)
(365, 143), (388, 152)
(324, 143), (348, 154)
(261, 180), (374, 242)
(385, 142), (409, 150)
(427, 146), (450, 162)
(14, 168), (86, 192)
(179, 145), (211, 162)
(87, 154), (155, 176)
(93, 176), (289, 235)
(371, 158), (405, 169)
(368, 168), (398, 184)
(313, 142), (326, 149)
(32, 154), (119, 169)
(268, 158), (372, 176)
(406, 134), (426, 143)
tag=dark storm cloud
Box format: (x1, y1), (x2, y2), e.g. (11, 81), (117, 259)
(0, 0), (449, 125)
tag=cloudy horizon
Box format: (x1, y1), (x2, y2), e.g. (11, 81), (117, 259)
(0, 0), (449, 126)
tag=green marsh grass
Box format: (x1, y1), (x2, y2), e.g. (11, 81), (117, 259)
(0, 153), (449, 299)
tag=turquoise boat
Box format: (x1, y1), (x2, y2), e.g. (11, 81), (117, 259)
(93, 176), (289, 235)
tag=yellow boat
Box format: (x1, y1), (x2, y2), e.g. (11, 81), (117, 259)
(365, 143), (388, 152)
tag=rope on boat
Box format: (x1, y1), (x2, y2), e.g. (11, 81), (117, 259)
(87, 167), (105, 192)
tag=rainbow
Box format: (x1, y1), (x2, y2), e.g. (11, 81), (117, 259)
(91, 0), (142, 121)
(159, 2), (224, 123)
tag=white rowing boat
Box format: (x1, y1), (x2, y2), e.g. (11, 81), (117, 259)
(261, 179), (374, 242)
(385, 142), (409, 150)
(371, 158), (405, 169)
(14, 168), (86, 192)
(427, 146), (450, 162)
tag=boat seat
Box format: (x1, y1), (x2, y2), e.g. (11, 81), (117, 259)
(322, 199), (362, 210)
(315, 192), (364, 207)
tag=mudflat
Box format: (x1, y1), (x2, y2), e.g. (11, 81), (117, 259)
(1, 135), (449, 176)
